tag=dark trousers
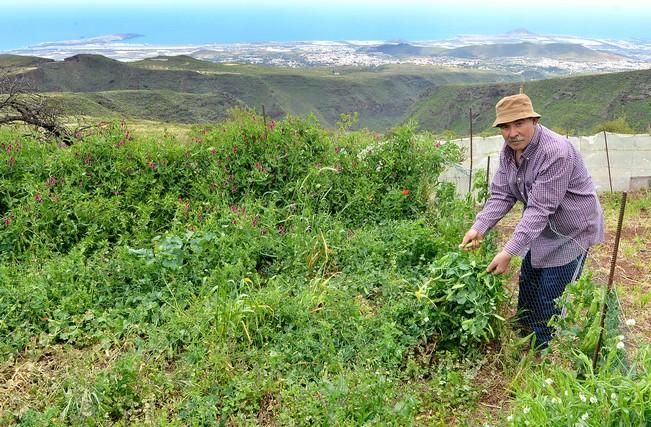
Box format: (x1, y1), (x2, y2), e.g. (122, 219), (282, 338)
(517, 251), (586, 347)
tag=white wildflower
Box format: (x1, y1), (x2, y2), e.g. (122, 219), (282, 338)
(579, 393), (587, 402)
(545, 378), (554, 386)
(617, 341), (625, 350)
(610, 393), (618, 401)
(590, 396), (598, 404)
(564, 390), (569, 397)
(582, 412), (589, 421)
(626, 318), (636, 327)
(551, 397), (561, 405)
(523, 407), (530, 414)
(507, 415), (513, 422)
(617, 335), (625, 341)
(424, 316), (430, 323)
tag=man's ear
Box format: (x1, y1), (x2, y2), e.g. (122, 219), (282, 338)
(532, 117), (540, 125)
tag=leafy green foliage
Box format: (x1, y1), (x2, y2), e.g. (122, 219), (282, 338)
(592, 116), (635, 134)
(0, 113), (505, 425)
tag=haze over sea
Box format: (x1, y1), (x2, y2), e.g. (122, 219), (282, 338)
(2, 1), (651, 52)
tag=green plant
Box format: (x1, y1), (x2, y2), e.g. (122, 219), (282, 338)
(0, 114), (510, 425)
(592, 117), (635, 134)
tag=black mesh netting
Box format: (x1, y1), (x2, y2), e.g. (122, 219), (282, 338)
(512, 220), (589, 349)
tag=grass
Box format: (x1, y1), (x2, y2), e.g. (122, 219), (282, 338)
(1, 115), (649, 425)
(465, 190), (651, 426)
(0, 116), (510, 425)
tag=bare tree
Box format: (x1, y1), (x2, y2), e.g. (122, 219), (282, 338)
(0, 74), (73, 143)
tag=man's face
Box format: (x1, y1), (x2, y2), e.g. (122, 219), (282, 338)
(498, 118), (538, 152)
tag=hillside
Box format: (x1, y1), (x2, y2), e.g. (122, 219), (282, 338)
(3, 53), (651, 133)
(0, 54), (54, 75)
(360, 43), (445, 57)
(441, 42), (624, 61)
(0, 54), (54, 68)
(407, 67), (651, 135)
(6, 54), (515, 130)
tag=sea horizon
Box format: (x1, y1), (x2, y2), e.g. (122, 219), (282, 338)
(3, 5), (651, 53)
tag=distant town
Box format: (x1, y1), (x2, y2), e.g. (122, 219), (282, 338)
(7, 30), (651, 77)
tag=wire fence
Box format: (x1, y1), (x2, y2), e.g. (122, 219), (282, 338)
(514, 220), (590, 349)
(441, 131), (651, 195)
(441, 127), (647, 356)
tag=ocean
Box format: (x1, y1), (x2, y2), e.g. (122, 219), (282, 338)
(2, 5), (649, 52)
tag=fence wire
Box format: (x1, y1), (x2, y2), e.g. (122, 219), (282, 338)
(511, 219), (590, 349)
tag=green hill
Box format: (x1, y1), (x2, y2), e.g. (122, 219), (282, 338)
(0, 53), (54, 68)
(407, 68), (651, 135)
(3, 53), (651, 133)
(0, 54), (54, 75)
(8, 54), (514, 130)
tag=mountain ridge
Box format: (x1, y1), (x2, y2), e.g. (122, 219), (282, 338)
(2, 53), (650, 134)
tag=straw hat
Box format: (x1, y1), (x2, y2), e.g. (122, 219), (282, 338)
(492, 93), (541, 127)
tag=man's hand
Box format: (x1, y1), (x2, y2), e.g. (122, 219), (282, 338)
(486, 250), (512, 274)
(459, 228), (483, 251)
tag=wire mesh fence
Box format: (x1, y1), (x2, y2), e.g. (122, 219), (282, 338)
(441, 131), (651, 195)
(443, 128), (646, 354)
(514, 222), (590, 349)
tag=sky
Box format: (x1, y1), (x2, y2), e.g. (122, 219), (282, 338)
(2, 0), (651, 51)
(4, 0), (651, 7)
(0, 0), (643, 4)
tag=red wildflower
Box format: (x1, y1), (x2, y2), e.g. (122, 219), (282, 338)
(34, 193), (42, 203)
(402, 189), (410, 196)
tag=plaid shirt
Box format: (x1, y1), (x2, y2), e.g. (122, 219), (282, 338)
(472, 124), (604, 268)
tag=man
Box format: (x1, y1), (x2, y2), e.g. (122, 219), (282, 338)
(460, 93), (604, 348)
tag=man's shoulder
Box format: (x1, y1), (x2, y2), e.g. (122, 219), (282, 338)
(537, 126), (570, 158)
